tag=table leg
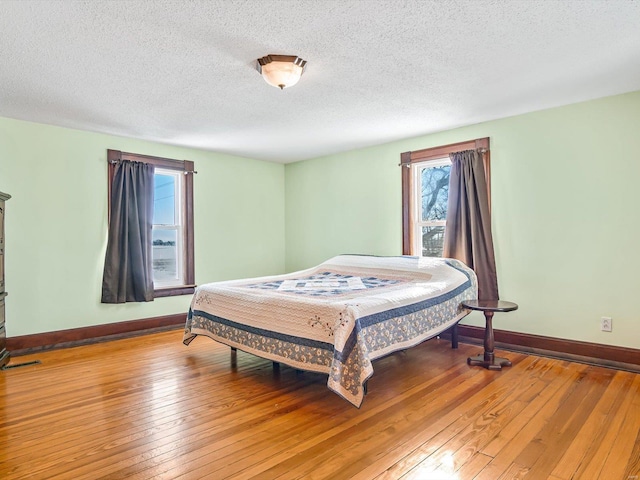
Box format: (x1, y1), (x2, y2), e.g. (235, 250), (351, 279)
(450, 323), (459, 349)
(467, 311), (512, 370)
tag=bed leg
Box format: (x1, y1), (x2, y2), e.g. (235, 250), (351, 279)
(230, 346), (237, 369)
(363, 380), (368, 396)
(272, 361), (280, 371)
(451, 323), (459, 349)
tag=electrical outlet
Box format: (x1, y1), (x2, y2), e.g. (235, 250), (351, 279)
(601, 317), (612, 332)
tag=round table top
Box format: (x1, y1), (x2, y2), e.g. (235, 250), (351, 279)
(461, 299), (518, 312)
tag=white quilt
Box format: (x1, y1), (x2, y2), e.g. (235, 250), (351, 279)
(184, 255), (477, 407)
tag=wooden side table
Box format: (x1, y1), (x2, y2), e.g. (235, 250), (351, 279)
(461, 299), (518, 370)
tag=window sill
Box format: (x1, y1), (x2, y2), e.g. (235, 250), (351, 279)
(154, 285), (196, 298)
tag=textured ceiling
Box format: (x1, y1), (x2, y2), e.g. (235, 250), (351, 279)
(1, 0), (639, 163)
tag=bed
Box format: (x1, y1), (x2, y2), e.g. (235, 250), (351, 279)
(183, 254), (477, 407)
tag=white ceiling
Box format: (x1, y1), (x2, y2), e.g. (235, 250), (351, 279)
(1, 0), (639, 163)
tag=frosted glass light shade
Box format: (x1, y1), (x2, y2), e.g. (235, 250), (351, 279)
(257, 55), (307, 90)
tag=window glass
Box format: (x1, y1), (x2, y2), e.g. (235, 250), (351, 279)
(152, 169), (182, 287)
(421, 165), (450, 222)
(153, 174), (176, 225)
(421, 226), (445, 257)
(152, 229), (178, 284)
(414, 158), (450, 257)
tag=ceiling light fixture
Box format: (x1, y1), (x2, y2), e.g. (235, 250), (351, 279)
(256, 54), (307, 90)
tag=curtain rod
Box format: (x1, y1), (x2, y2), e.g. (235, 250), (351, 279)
(398, 147), (488, 167)
(108, 158), (198, 174)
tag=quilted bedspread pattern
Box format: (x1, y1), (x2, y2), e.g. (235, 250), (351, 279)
(184, 255), (477, 407)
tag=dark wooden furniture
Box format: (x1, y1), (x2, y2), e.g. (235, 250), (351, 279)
(462, 299), (518, 370)
(0, 191), (10, 368)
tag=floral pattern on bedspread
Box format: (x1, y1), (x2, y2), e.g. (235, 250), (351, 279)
(185, 313), (333, 369)
(183, 255), (477, 407)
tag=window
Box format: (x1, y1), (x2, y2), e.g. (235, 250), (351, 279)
(153, 168), (184, 287)
(107, 149), (195, 297)
(413, 158), (451, 257)
(401, 137), (490, 256)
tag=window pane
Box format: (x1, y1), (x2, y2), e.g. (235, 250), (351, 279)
(152, 229), (178, 283)
(421, 165), (450, 221)
(154, 174), (175, 225)
(422, 226), (445, 257)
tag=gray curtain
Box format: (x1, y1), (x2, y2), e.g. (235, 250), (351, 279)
(443, 149), (499, 300)
(101, 160), (155, 303)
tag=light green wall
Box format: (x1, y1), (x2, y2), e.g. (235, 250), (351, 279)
(4, 91), (639, 348)
(0, 117), (285, 336)
(285, 90), (640, 349)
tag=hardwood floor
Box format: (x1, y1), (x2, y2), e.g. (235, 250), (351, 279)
(0, 330), (638, 479)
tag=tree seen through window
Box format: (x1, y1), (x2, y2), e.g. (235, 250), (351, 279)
(419, 162), (450, 257)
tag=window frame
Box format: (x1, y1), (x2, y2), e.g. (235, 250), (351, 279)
(401, 137), (490, 256)
(107, 149), (195, 297)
